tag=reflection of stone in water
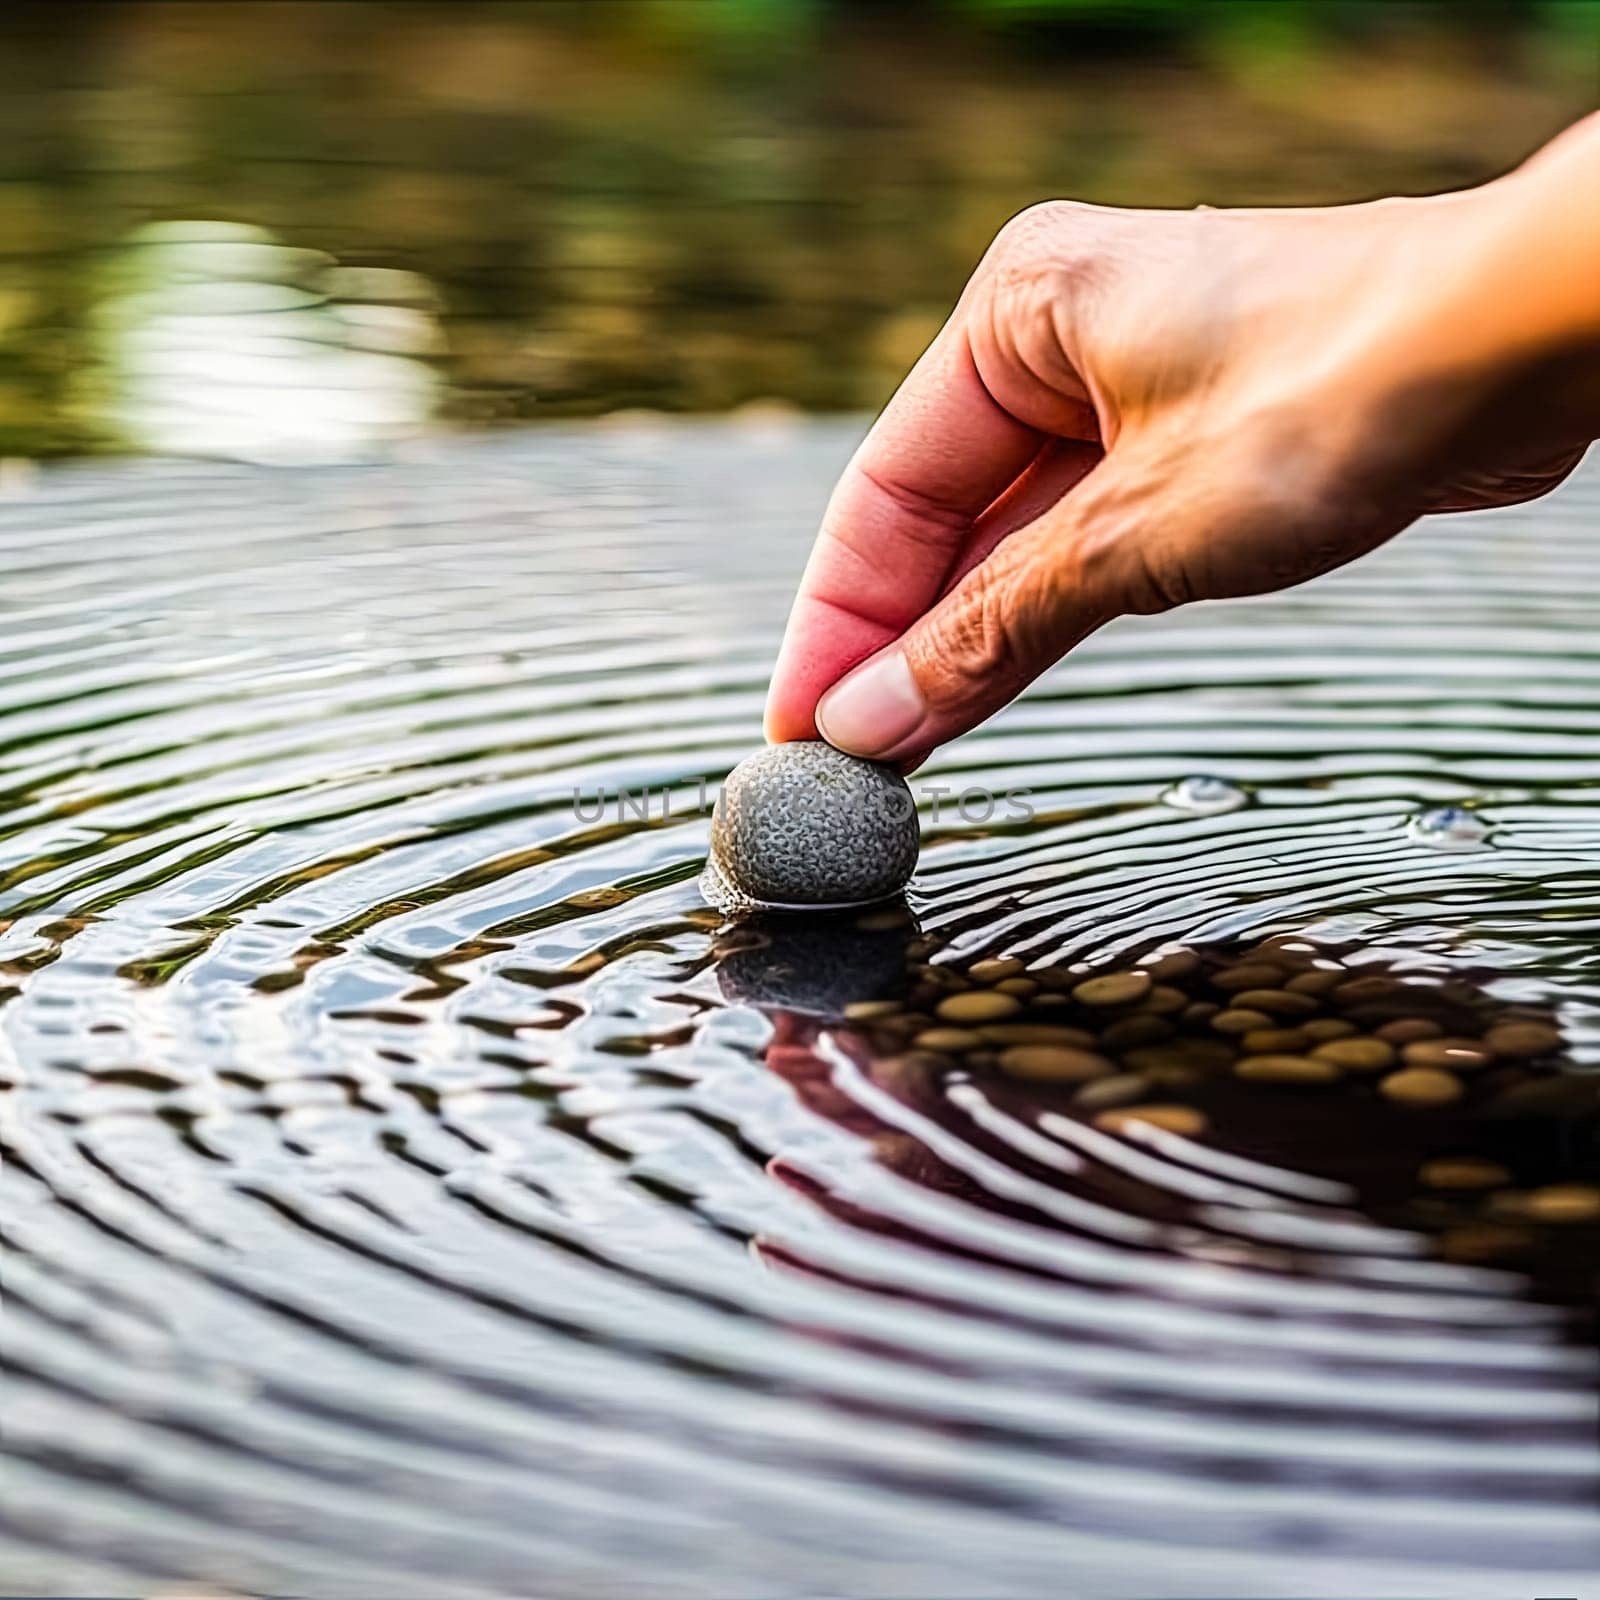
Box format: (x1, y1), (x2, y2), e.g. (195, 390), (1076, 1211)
(713, 905), (915, 1019)
(75, 221), (441, 461)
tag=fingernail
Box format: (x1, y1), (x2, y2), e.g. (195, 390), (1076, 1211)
(816, 651), (925, 757)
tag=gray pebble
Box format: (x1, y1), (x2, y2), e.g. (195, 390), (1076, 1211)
(704, 741), (918, 911)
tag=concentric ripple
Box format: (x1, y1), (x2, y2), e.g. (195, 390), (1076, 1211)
(1, 420), (1597, 1599)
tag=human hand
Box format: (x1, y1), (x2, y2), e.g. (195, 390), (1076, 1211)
(765, 117), (1600, 770)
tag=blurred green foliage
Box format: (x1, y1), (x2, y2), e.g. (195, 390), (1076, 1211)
(540, 0), (1600, 44)
(0, 0), (1594, 456)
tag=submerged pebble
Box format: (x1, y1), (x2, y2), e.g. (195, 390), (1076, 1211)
(936, 991), (1022, 1025)
(1141, 984), (1188, 1015)
(1376, 1017), (1443, 1045)
(998, 1044), (1113, 1082)
(827, 930), (1586, 1275)
(1231, 987), (1317, 1017)
(1483, 1021), (1562, 1059)
(1418, 1157), (1511, 1191)
(1072, 970), (1152, 1008)
(704, 741), (919, 911)
(1521, 1184), (1600, 1225)
(1402, 1037), (1493, 1073)
(1073, 1071), (1151, 1111)
(1301, 1017), (1358, 1043)
(1241, 1027), (1310, 1054)
(1235, 1054), (1342, 1085)
(1284, 968), (1343, 996)
(842, 999), (902, 1021)
(915, 1027), (984, 1053)
(1310, 1037), (1395, 1073)
(1094, 1104), (1209, 1137)
(1380, 1066), (1464, 1107)
(1212, 1007), (1272, 1035)
(968, 957), (1024, 984)
(1142, 948), (1201, 982)
(1213, 963), (1284, 992)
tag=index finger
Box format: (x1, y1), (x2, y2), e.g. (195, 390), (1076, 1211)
(763, 317), (1041, 744)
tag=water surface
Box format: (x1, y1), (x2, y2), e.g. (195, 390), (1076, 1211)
(1, 419), (1597, 1597)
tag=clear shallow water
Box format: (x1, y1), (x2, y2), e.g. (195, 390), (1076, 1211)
(1, 417), (1597, 1597)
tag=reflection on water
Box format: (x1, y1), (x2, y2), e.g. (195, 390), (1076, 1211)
(0, 3), (1593, 456)
(76, 221), (440, 460)
(0, 420), (1596, 1595)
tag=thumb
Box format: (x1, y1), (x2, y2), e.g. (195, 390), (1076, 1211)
(814, 462), (1143, 766)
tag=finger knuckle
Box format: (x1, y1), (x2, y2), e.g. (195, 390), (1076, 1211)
(994, 199), (1076, 248)
(987, 199), (1085, 276)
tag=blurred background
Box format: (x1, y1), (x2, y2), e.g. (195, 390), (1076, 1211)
(0, 0), (1595, 459)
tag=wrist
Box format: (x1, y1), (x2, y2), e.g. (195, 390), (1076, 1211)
(1331, 153), (1600, 502)
(1410, 124), (1600, 408)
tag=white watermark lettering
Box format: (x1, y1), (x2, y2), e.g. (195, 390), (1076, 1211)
(566, 782), (1034, 825)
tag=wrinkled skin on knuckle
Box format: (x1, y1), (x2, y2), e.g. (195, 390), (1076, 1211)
(908, 560), (1035, 717)
(920, 569), (1016, 703)
(907, 517), (1102, 719)
(986, 200), (1085, 276)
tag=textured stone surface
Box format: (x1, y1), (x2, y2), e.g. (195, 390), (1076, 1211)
(705, 741), (918, 909)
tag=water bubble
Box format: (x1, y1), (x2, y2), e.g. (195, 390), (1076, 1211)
(1161, 775), (1248, 816)
(1408, 805), (1491, 850)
